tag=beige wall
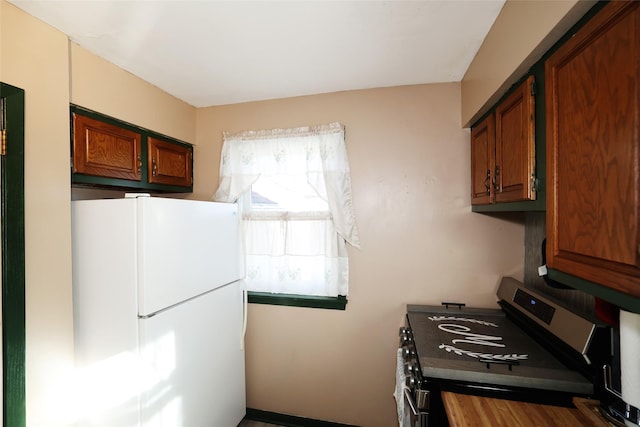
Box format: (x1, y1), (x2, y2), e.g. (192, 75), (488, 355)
(70, 43), (196, 145)
(7, 0), (595, 423)
(461, 0), (596, 127)
(1, 2), (197, 425)
(69, 42), (198, 202)
(69, 43), (200, 200)
(197, 84), (524, 426)
(1, 2), (75, 425)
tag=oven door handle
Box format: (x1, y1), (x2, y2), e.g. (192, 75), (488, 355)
(603, 364), (623, 399)
(404, 388), (419, 416)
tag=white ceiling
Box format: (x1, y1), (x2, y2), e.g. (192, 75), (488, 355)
(8, 0), (506, 108)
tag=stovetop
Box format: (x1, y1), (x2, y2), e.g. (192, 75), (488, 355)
(407, 305), (593, 394)
(405, 278), (608, 395)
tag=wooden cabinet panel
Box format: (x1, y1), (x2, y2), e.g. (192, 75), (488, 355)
(148, 137), (192, 187)
(495, 76), (536, 203)
(470, 76), (536, 206)
(546, 1), (640, 297)
(72, 113), (142, 181)
(471, 114), (495, 205)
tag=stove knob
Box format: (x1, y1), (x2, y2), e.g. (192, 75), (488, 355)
(399, 334), (413, 346)
(399, 327), (413, 341)
(405, 375), (418, 390)
(401, 345), (416, 360)
(404, 361), (419, 376)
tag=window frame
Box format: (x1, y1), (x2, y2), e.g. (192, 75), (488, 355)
(240, 187), (349, 310)
(216, 122), (358, 309)
(247, 291), (347, 310)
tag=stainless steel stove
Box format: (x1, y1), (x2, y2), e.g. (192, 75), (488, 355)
(397, 277), (611, 427)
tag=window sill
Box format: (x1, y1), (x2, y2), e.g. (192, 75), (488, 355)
(247, 292), (347, 310)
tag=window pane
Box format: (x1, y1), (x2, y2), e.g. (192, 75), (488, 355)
(250, 175), (329, 212)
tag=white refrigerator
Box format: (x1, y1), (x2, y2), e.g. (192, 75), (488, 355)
(71, 194), (246, 427)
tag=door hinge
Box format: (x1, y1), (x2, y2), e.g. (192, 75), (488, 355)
(0, 97), (6, 156)
(1, 129), (6, 156)
(530, 81), (536, 96)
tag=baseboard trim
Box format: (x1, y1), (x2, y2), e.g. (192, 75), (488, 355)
(244, 408), (360, 427)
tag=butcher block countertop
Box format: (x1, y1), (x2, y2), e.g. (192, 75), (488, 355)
(442, 392), (612, 427)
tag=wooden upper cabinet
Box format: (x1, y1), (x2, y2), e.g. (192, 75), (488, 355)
(72, 113), (142, 181)
(546, 1), (640, 298)
(470, 76), (536, 205)
(494, 75), (536, 203)
(471, 113), (495, 205)
(147, 137), (192, 188)
(71, 107), (193, 192)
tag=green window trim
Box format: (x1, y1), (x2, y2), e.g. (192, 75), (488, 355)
(248, 292), (347, 310)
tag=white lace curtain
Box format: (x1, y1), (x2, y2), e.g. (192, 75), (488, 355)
(214, 122), (359, 297)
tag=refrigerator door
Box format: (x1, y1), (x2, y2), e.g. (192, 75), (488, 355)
(136, 197), (241, 317)
(138, 280), (246, 427)
(72, 196), (245, 426)
(72, 199), (142, 427)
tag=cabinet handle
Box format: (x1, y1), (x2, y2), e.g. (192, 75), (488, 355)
(484, 170), (491, 195)
(493, 166), (500, 192)
(152, 156), (157, 177)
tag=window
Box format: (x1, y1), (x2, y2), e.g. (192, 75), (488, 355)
(214, 122), (359, 303)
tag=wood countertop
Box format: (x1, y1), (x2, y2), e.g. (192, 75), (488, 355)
(442, 392), (612, 427)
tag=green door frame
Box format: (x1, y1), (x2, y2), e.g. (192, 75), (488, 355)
(1, 82), (26, 427)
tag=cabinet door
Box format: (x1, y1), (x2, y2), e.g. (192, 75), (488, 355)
(471, 113), (495, 205)
(495, 76), (536, 203)
(546, 1), (640, 297)
(147, 137), (193, 187)
(72, 113), (142, 181)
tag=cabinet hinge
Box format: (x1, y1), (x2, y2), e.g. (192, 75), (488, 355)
(530, 81), (536, 96)
(531, 173), (538, 193)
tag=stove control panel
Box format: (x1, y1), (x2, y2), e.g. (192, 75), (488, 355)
(497, 277), (600, 360)
(513, 288), (556, 325)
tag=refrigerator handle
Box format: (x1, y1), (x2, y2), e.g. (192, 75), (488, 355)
(241, 280), (248, 350)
